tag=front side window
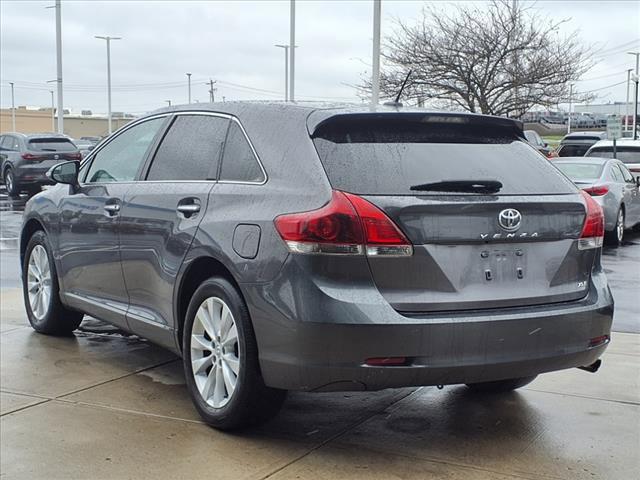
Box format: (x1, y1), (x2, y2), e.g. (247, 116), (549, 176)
(219, 122), (264, 183)
(146, 114), (229, 181)
(85, 117), (165, 183)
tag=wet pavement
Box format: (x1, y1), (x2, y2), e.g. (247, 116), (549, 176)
(1, 188), (639, 479)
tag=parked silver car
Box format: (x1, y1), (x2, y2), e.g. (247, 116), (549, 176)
(555, 157), (640, 244)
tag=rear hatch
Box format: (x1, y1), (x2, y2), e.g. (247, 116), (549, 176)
(311, 113), (595, 313)
(25, 137), (81, 162)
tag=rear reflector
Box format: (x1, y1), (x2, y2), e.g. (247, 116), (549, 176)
(578, 190), (604, 250)
(274, 190), (413, 257)
(588, 335), (610, 348)
(365, 357), (408, 366)
(582, 185), (609, 196)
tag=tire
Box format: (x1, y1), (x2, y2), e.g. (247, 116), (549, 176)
(604, 207), (624, 246)
(22, 230), (84, 335)
(4, 167), (20, 197)
(182, 277), (286, 430)
(466, 375), (537, 393)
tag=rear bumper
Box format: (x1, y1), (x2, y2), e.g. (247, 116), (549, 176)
(243, 256), (613, 392)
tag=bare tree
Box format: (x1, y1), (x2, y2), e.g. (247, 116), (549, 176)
(364, 1), (594, 116)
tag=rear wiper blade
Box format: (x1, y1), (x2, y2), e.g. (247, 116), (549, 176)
(39, 148), (58, 152)
(410, 180), (503, 193)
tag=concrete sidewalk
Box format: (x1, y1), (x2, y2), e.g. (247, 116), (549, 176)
(1, 287), (639, 480)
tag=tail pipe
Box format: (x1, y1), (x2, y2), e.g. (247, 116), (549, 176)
(577, 359), (602, 373)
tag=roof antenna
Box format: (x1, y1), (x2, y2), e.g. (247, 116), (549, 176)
(384, 69), (412, 107)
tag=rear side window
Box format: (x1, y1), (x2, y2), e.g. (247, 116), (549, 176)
(312, 119), (575, 195)
(28, 138), (77, 152)
(219, 122), (264, 183)
(609, 165), (624, 182)
(587, 147), (640, 164)
(3, 136), (19, 151)
(619, 164), (635, 182)
(146, 115), (229, 181)
(557, 144), (589, 157)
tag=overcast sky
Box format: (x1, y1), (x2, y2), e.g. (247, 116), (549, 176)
(1, 0), (638, 115)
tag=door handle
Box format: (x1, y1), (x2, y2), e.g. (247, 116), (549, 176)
(103, 203), (120, 215)
(177, 204), (200, 214)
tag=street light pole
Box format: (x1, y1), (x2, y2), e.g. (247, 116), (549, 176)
(95, 35), (122, 135)
(165, 100), (172, 107)
(275, 45), (289, 101)
(629, 52), (639, 140)
(626, 69), (632, 132)
(9, 82), (16, 131)
(371, 0), (381, 106)
(50, 90), (55, 131)
(55, 0), (63, 134)
(567, 83), (574, 134)
(186, 73), (192, 104)
(289, 0), (295, 102)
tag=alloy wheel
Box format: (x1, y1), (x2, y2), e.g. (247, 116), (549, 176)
(190, 296), (240, 408)
(27, 245), (52, 320)
(5, 170), (14, 194)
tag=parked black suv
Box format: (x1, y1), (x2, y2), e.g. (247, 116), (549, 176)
(20, 103), (613, 430)
(0, 132), (81, 196)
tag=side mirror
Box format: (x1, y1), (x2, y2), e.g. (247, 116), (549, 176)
(47, 161), (79, 188)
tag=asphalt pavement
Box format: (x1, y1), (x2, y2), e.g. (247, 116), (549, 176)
(0, 187), (638, 480)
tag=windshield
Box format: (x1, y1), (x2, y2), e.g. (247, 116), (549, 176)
(312, 119), (576, 195)
(587, 147), (640, 164)
(555, 162), (604, 181)
(28, 138), (77, 152)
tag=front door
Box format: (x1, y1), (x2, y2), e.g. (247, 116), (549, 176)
(118, 113), (228, 347)
(57, 116), (168, 329)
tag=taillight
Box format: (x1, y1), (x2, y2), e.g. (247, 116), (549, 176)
(21, 153), (45, 161)
(274, 190), (413, 257)
(68, 152), (82, 160)
(578, 190), (604, 250)
(582, 185), (609, 196)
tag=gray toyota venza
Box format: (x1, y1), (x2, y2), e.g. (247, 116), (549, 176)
(20, 103), (614, 430)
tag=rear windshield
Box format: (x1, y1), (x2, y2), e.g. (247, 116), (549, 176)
(555, 162), (604, 181)
(312, 119), (576, 195)
(587, 147), (640, 164)
(28, 138), (77, 152)
(558, 144), (590, 157)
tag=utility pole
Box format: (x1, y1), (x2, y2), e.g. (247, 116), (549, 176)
(275, 45), (289, 101)
(371, 0), (381, 106)
(9, 82), (16, 131)
(626, 69), (632, 132)
(165, 100), (171, 107)
(205, 79), (217, 102)
(95, 35), (122, 135)
(55, 0), (63, 134)
(50, 90), (55, 131)
(629, 52), (639, 140)
(289, 0), (295, 102)
(186, 73), (192, 104)
(567, 83), (574, 134)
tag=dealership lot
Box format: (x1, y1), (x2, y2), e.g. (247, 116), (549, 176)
(1, 190), (639, 480)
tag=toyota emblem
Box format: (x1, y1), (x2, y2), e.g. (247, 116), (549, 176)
(498, 208), (522, 232)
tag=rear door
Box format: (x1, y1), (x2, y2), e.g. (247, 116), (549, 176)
(118, 113), (228, 348)
(312, 114), (593, 313)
